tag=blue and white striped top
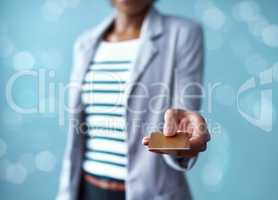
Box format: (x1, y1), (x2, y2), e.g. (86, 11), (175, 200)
(81, 39), (140, 182)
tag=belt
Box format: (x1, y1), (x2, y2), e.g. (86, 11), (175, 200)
(83, 174), (125, 192)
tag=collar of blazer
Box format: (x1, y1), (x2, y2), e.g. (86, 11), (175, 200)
(91, 6), (164, 42)
(74, 7), (164, 107)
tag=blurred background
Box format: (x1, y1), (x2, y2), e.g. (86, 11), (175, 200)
(0, 0), (277, 199)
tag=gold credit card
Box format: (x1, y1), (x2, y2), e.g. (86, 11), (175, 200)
(148, 132), (190, 150)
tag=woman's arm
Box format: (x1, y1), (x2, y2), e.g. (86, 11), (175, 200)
(143, 23), (210, 171)
(164, 23), (208, 171)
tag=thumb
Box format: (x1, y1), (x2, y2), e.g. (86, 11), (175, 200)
(163, 109), (178, 136)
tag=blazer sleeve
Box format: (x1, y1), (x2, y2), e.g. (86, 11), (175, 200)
(163, 23), (204, 171)
(56, 40), (81, 200)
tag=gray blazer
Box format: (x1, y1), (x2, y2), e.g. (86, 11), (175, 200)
(57, 7), (204, 200)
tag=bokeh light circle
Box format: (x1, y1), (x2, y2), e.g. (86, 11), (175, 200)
(262, 25), (278, 48)
(42, 0), (65, 22)
(202, 7), (226, 30)
(247, 16), (268, 39)
(238, 1), (261, 22)
(35, 151), (56, 172)
(6, 163), (27, 184)
(13, 51), (35, 70)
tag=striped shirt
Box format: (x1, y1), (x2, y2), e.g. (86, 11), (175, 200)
(81, 39), (140, 182)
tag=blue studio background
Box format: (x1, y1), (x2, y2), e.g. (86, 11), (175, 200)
(0, 0), (278, 199)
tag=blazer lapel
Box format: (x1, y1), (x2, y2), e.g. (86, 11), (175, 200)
(126, 8), (164, 98)
(78, 13), (115, 81)
(71, 14), (115, 107)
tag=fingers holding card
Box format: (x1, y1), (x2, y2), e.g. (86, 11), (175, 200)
(145, 132), (190, 156)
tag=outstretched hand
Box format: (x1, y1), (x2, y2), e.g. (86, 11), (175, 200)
(142, 108), (210, 157)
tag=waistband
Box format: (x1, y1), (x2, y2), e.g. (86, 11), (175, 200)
(83, 173), (125, 192)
